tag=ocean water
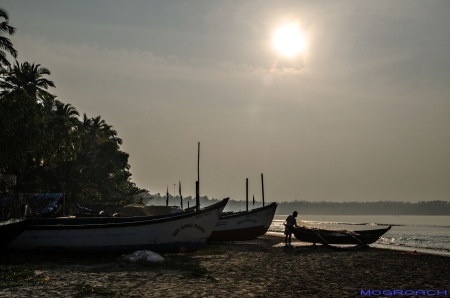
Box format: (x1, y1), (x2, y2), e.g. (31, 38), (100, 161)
(270, 215), (450, 254)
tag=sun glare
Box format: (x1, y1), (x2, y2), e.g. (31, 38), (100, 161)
(273, 23), (305, 57)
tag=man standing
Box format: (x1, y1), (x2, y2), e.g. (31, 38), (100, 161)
(284, 211), (299, 248)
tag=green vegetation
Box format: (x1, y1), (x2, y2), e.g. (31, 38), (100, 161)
(0, 7), (145, 205)
(0, 264), (49, 289)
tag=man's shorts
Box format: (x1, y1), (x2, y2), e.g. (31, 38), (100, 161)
(284, 225), (293, 235)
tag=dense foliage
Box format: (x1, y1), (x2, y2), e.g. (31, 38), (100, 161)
(0, 8), (17, 69)
(0, 8), (145, 205)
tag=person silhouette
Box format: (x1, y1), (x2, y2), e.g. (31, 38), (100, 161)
(284, 211), (299, 248)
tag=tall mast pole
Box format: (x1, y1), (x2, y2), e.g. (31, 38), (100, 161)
(166, 185), (169, 206)
(246, 178), (248, 212)
(196, 142), (200, 211)
(261, 173), (265, 207)
(179, 181), (183, 209)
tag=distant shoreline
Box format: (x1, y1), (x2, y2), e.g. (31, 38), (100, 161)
(143, 196), (450, 215)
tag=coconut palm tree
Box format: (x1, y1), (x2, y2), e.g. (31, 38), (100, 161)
(0, 8), (17, 69)
(81, 114), (122, 148)
(0, 61), (55, 101)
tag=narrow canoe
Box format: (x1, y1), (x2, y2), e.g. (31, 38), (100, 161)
(291, 225), (391, 246)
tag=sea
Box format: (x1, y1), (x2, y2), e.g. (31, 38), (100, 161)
(269, 215), (450, 256)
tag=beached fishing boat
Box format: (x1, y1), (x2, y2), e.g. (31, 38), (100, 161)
(7, 198), (229, 252)
(208, 202), (278, 241)
(0, 218), (30, 249)
(290, 225), (392, 247)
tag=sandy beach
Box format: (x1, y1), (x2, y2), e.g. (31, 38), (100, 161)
(1, 235), (448, 298)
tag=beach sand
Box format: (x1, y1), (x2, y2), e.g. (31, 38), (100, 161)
(1, 235), (448, 298)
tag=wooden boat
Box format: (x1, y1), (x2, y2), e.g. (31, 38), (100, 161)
(208, 202), (278, 241)
(7, 198), (229, 253)
(290, 225), (392, 247)
(0, 218), (30, 249)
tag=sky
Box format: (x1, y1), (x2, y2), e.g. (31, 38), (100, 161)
(2, 0), (450, 203)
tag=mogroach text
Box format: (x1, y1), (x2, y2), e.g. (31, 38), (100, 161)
(360, 289), (448, 296)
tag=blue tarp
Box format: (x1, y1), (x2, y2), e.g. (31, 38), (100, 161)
(34, 193), (63, 215)
(0, 193), (63, 218)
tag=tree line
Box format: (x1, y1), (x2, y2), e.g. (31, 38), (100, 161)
(0, 8), (145, 205)
(140, 193), (450, 215)
(273, 200), (450, 215)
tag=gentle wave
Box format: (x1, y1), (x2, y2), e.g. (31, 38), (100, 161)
(272, 219), (405, 226)
(269, 217), (450, 253)
(272, 219), (450, 228)
(378, 236), (450, 252)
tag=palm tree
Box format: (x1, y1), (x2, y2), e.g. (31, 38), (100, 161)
(71, 114), (130, 202)
(0, 8), (17, 69)
(50, 101), (81, 197)
(55, 101), (81, 128)
(0, 61), (55, 101)
(81, 114), (122, 147)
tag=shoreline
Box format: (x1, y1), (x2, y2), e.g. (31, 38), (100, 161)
(266, 231), (450, 257)
(1, 235), (449, 297)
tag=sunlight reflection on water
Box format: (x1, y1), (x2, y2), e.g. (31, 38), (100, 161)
(269, 215), (450, 253)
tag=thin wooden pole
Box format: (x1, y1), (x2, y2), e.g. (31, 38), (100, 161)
(197, 142), (200, 211)
(166, 185), (169, 206)
(261, 173), (265, 207)
(179, 181), (183, 209)
(246, 178), (248, 212)
(253, 194), (255, 206)
(196, 181), (199, 212)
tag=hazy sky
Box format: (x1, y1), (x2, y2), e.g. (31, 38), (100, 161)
(3, 0), (450, 203)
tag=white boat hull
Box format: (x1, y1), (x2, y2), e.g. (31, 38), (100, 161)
(9, 199), (228, 252)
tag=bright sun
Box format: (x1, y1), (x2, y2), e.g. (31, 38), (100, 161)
(273, 23), (305, 57)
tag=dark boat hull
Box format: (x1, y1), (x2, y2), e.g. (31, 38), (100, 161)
(291, 226), (391, 245)
(0, 219), (30, 249)
(208, 203), (277, 241)
(208, 225), (270, 241)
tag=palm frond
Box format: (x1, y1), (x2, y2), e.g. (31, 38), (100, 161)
(0, 8), (9, 20)
(0, 21), (16, 35)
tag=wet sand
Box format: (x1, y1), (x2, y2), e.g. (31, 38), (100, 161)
(1, 235), (448, 297)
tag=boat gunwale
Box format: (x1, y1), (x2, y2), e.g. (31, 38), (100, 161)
(291, 225), (392, 245)
(27, 198), (229, 230)
(217, 202), (278, 220)
(294, 225), (391, 235)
